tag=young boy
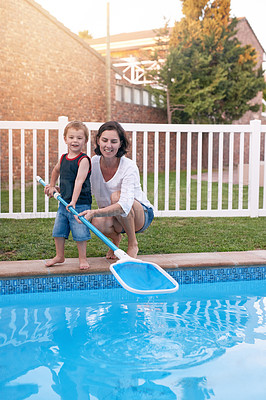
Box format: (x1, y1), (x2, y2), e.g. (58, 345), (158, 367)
(45, 120), (92, 269)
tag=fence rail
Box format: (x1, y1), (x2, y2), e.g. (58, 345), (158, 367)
(0, 117), (266, 219)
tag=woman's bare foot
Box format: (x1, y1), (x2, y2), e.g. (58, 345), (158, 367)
(79, 260), (90, 270)
(106, 233), (121, 259)
(106, 249), (118, 259)
(45, 256), (65, 267)
(127, 244), (139, 259)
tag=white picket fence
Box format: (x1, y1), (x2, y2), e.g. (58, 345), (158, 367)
(0, 116), (266, 219)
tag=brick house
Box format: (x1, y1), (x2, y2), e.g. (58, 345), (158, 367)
(89, 17), (265, 124)
(0, 0), (167, 183)
(0, 0), (265, 182)
(89, 18), (266, 171)
(0, 0), (166, 124)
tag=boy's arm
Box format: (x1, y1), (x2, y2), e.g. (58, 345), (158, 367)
(44, 161), (60, 197)
(67, 157), (90, 209)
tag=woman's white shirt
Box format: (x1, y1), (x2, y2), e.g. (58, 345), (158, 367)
(90, 155), (153, 217)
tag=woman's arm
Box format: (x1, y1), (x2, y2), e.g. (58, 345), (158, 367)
(78, 202), (123, 221)
(78, 158), (138, 221)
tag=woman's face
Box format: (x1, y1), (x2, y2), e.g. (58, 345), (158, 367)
(98, 129), (121, 158)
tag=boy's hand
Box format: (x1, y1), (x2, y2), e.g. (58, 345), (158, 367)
(44, 184), (58, 198)
(66, 201), (76, 212)
(44, 184), (50, 195)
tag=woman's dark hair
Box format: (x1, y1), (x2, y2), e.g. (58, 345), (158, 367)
(94, 121), (129, 158)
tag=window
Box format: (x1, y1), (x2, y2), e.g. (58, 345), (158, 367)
(115, 85), (123, 101)
(143, 90), (150, 106)
(124, 87), (132, 103)
(115, 85), (160, 108)
(151, 94), (156, 107)
(133, 88), (141, 105)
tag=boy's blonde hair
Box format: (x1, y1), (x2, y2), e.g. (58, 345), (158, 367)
(64, 120), (89, 142)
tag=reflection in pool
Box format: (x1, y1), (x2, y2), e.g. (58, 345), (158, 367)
(1, 279), (266, 399)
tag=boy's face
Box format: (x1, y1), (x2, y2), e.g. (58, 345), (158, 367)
(64, 128), (87, 155)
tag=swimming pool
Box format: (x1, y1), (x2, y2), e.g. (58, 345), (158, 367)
(1, 266), (266, 399)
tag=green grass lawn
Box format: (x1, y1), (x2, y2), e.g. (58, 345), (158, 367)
(0, 216), (265, 262)
(0, 172), (265, 261)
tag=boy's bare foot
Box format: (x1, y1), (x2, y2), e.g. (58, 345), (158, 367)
(45, 256), (65, 267)
(79, 260), (90, 270)
(127, 245), (139, 259)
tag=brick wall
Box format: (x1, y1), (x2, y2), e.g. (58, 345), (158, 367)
(235, 18), (264, 67)
(0, 0), (168, 183)
(0, 0), (166, 124)
(1, 0), (108, 121)
(113, 102), (166, 124)
(0, 1), (264, 184)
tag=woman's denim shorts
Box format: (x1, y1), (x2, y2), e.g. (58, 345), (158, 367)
(137, 203), (154, 233)
(52, 203), (91, 241)
(120, 202), (154, 234)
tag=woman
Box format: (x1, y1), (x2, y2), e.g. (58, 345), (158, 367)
(77, 121), (154, 259)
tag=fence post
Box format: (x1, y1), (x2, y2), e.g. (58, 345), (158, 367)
(58, 116), (69, 159)
(249, 119), (261, 217)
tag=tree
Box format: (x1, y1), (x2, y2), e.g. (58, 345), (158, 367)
(78, 30), (93, 40)
(152, 18), (171, 61)
(149, 0), (265, 123)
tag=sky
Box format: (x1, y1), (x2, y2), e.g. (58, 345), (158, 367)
(36, 0), (266, 52)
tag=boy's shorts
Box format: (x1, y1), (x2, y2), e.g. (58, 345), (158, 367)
(52, 203), (91, 241)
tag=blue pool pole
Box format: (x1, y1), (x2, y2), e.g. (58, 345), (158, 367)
(36, 176), (126, 256)
(36, 176), (179, 294)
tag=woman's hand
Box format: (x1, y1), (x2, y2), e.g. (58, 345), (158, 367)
(74, 209), (96, 224)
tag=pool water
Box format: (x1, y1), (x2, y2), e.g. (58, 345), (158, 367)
(1, 279), (266, 399)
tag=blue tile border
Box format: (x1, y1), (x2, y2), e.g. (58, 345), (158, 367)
(168, 265), (266, 285)
(0, 274), (120, 295)
(0, 265), (266, 295)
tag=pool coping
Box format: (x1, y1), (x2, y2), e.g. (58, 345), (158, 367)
(1, 250), (266, 278)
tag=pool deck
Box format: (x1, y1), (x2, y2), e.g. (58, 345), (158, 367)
(1, 250), (266, 278)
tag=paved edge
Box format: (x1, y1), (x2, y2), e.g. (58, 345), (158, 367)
(1, 250), (266, 278)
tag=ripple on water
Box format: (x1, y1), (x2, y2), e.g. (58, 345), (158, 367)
(80, 300), (249, 371)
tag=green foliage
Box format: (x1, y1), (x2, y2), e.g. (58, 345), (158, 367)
(263, 85), (266, 112)
(152, 18), (171, 61)
(149, 1), (264, 123)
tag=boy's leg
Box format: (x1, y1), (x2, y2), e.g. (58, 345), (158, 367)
(70, 204), (91, 269)
(76, 240), (90, 270)
(45, 237), (65, 267)
(46, 203), (70, 267)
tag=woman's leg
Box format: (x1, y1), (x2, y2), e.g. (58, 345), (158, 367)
(91, 192), (145, 259)
(92, 215), (122, 259)
(114, 199), (144, 258)
(106, 191), (145, 258)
